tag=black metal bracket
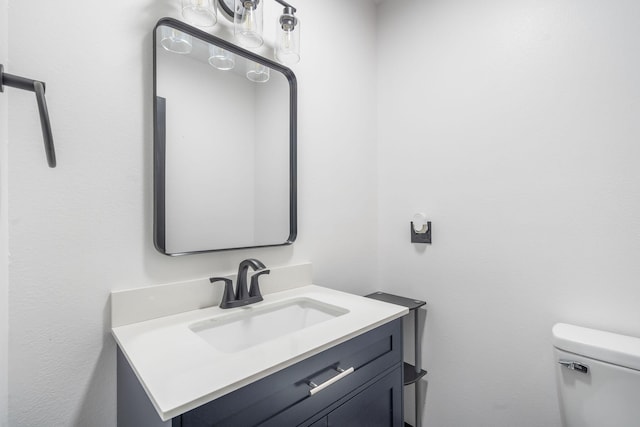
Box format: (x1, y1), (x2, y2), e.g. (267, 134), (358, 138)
(273, 0), (296, 13)
(410, 221), (432, 244)
(0, 64), (57, 168)
(218, 0), (296, 22)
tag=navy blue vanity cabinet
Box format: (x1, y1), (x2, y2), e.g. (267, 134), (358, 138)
(326, 366), (402, 426)
(173, 318), (403, 427)
(299, 366), (403, 427)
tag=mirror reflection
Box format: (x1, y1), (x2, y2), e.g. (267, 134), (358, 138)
(154, 19), (297, 255)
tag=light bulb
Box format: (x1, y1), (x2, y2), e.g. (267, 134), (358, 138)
(245, 4), (255, 32)
(234, 0), (263, 48)
(275, 8), (300, 65)
(282, 28), (292, 50)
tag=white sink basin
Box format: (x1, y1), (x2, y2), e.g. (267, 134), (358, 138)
(189, 298), (349, 353)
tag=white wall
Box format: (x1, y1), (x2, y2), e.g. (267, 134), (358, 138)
(6, 0), (378, 425)
(377, 0), (640, 425)
(0, 0), (8, 423)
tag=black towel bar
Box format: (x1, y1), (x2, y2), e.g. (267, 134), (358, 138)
(0, 64), (57, 168)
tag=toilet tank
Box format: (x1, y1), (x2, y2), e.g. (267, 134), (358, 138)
(552, 323), (640, 427)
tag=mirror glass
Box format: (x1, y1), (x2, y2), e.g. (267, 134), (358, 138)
(153, 18), (297, 255)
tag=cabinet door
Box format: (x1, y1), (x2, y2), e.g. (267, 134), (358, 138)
(327, 366), (402, 427)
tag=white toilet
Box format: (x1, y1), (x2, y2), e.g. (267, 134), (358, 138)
(552, 323), (640, 427)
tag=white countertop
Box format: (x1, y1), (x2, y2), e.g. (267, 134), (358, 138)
(112, 284), (408, 421)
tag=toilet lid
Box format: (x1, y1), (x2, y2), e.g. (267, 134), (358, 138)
(552, 323), (640, 371)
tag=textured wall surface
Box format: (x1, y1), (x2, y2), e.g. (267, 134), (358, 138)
(6, 0), (378, 425)
(376, 0), (640, 426)
(0, 0), (8, 423)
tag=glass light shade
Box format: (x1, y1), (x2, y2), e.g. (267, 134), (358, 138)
(208, 45), (235, 70)
(246, 61), (270, 83)
(182, 0), (217, 27)
(275, 11), (300, 65)
(234, 0), (264, 48)
(160, 26), (193, 54)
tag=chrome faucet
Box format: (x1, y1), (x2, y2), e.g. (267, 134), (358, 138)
(210, 259), (270, 309)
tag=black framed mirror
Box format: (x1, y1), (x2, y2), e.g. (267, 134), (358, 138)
(153, 18), (297, 256)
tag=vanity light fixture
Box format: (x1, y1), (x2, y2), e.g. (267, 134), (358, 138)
(246, 60), (270, 82)
(160, 26), (193, 54)
(183, 0), (300, 65)
(182, 0), (217, 27)
(275, 5), (300, 65)
(208, 45), (235, 70)
(234, 0), (264, 48)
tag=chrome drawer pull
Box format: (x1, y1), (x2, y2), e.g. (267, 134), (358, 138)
(308, 366), (355, 396)
(559, 359), (589, 374)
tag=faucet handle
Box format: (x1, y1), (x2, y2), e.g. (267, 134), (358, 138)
(209, 277), (235, 309)
(244, 258), (266, 270)
(249, 269), (270, 299)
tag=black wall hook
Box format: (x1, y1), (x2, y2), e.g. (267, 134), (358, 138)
(410, 221), (432, 244)
(0, 64), (57, 168)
